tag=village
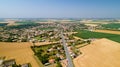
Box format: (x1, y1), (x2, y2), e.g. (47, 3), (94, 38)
(0, 21), (88, 67)
(0, 19), (120, 67)
(1, 0), (120, 67)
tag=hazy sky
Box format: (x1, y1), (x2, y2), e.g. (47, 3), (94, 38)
(0, 0), (120, 18)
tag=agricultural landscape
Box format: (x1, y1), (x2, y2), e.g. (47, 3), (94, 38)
(0, 18), (120, 67)
(1, 0), (120, 67)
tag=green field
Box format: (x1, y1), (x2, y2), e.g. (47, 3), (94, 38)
(74, 30), (120, 43)
(5, 23), (39, 30)
(15, 21), (36, 25)
(102, 23), (120, 30)
(0, 23), (8, 26)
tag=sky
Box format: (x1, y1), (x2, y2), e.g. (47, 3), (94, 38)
(0, 0), (120, 18)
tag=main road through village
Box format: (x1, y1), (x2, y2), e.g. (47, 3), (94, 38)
(61, 32), (74, 67)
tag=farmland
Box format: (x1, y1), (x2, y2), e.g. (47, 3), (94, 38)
(102, 23), (120, 30)
(0, 42), (42, 67)
(5, 23), (40, 30)
(0, 23), (8, 26)
(73, 38), (120, 67)
(74, 30), (120, 43)
(94, 30), (120, 35)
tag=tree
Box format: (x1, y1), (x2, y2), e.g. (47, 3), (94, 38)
(55, 57), (61, 62)
(87, 40), (91, 44)
(39, 54), (49, 64)
(12, 64), (21, 67)
(56, 62), (62, 67)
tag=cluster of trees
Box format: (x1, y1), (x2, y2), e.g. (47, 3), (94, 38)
(68, 35), (74, 40)
(56, 61), (62, 67)
(35, 49), (59, 64)
(5, 23), (39, 30)
(0, 37), (27, 42)
(38, 54), (49, 64)
(12, 64), (21, 67)
(31, 44), (63, 66)
(12, 63), (31, 67)
(0, 23), (8, 26)
(33, 48), (49, 64)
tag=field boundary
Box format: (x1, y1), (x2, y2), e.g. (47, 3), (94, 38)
(33, 55), (44, 67)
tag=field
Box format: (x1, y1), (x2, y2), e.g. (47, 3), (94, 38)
(74, 30), (120, 43)
(15, 21), (36, 25)
(102, 23), (120, 30)
(94, 30), (120, 35)
(74, 38), (120, 67)
(0, 42), (43, 67)
(34, 41), (58, 46)
(0, 23), (8, 26)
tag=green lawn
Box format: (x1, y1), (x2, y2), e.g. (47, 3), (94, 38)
(35, 36), (43, 41)
(74, 30), (120, 43)
(34, 45), (53, 53)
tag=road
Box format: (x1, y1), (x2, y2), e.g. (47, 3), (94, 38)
(61, 32), (74, 67)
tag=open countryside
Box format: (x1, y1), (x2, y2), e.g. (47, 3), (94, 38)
(94, 30), (120, 35)
(74, 38), (120, 67)
(1, 19), (120, 67)
(0, 42), (42, 67)
(1, 0), (120, 67)
(74, 30), (120, 43)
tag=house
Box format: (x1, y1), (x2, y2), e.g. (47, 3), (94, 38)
(3, 59), (16, 67)
(0, 60), (4, 67)
(48, 48), (54, 52)
(49, 59), (55, 64)
(59, 55), (64, 60)
(21, 63), (29, 67)
(70, 53), (76, 58)
(56, 53), (60, 57)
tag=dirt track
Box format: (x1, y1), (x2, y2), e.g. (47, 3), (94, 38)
(73, 38), (120, 67)
(35, 41), (58, 46)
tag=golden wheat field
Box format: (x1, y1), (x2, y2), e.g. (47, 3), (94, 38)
(74, 38), (120, 67)
(94, 30), (120, 35)
(0, 42), (41, 67)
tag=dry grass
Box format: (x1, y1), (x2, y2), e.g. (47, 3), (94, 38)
(0, 42), (41, 67)
(34, 42), (58, 46)
(85, 23), (98, 27)
(73, 36), (83, 40)
(73, 38), (120, 67)
(65, 32), (78, 34)
(95, 30), (120, 35)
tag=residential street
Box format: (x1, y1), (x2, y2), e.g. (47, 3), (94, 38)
(61, 32), (74, 67)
